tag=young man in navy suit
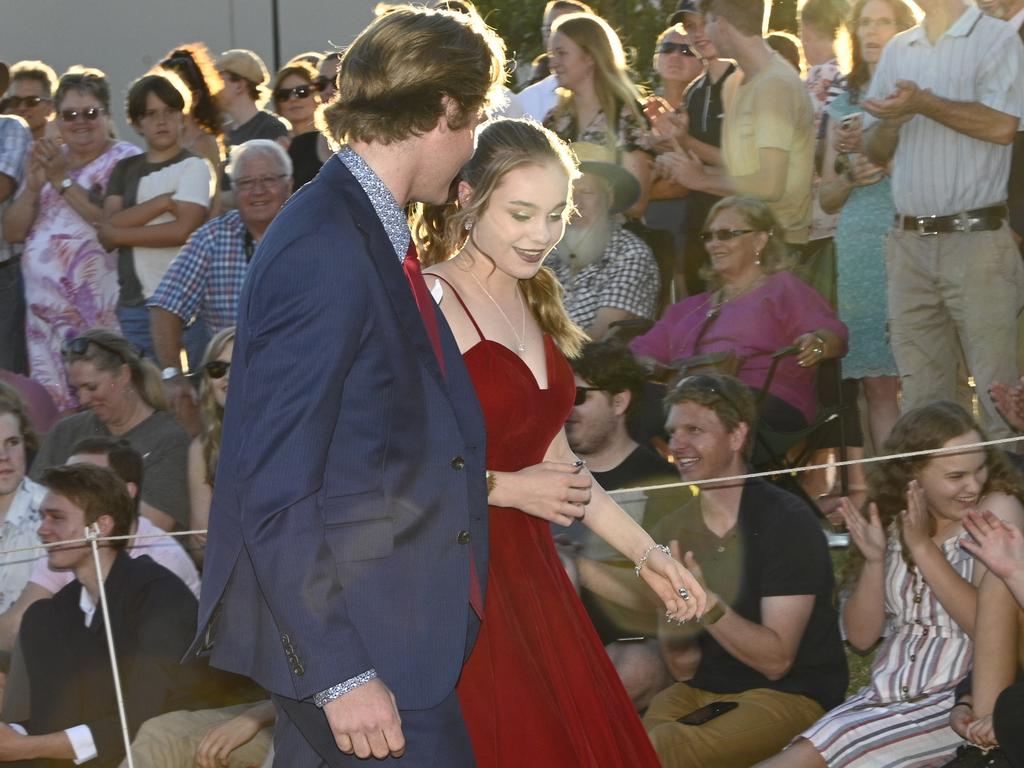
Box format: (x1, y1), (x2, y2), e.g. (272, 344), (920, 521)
(188, 7), (507, 766)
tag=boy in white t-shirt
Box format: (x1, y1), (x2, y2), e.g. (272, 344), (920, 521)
(100, 71), (215, 365)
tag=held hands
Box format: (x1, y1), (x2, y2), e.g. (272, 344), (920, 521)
(961, 508), (1024, 583)
(323, 678), (405, 760)
(863, 79), (926, 125)
(989, 377), (1024, 433)
(840, 498), (887, 564)
(494, 461), (591, 527)
(655, 149), (704, 187)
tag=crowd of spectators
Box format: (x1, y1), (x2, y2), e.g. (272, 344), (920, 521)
(1, 0), (1024, 765)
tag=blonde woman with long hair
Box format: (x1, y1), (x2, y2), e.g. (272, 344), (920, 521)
(543, 12), (653, 219)
(187, 326), (234, 566)
(417, 117), (704, 767)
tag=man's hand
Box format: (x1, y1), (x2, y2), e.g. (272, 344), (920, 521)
(165, 376), (200, 437)
(323, 678), (405, 760)
(989, 377), (1024, 433)
(0, 723), (28, 760)
(196, 712), (265, 768)
(863, 80), (927, 124)
(655, 150), (705, 188)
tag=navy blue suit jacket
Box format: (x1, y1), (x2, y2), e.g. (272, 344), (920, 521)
(189, 157), (488, 709)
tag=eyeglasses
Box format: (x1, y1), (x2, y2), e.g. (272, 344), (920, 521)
(574, 386), (604, 406)
(658, 42), (697, 57)
(697, 228), (759, 243)
(204, 360), (230, 379)
(6, 95), (50, 109)
(59, 107), (106, 123)
(234, 173), (289, 193)
(62, 335), (130, 363)
(274, 84), (315, 103)
(315, 75), (334, 93)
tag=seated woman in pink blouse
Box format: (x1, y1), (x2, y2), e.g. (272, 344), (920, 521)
(631, 196), (847, 431)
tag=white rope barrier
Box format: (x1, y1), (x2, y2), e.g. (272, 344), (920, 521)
(86, 523), (135, 768)
(7, 431), (1021, 762)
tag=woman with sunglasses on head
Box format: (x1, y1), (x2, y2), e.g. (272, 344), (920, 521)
(2, 68), (141, 412)
(270, 61), (330, 189)
(416, 117), (704, 767)
(631, 195), (847, 433)
(755, 401), (1024, 768)
(187, 327), (234, 568)
(29, 329), (189, 533)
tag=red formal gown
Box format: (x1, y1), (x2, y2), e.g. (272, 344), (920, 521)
(453, 297), (661, 767)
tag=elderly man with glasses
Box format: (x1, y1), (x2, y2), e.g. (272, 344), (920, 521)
(147, 139), (293, 435)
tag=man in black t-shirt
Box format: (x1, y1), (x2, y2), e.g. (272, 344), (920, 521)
(641, 374), (846, 768)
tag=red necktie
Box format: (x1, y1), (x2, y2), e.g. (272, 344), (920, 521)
(402, 242), (445, 376)
(403, 241), (484, 617)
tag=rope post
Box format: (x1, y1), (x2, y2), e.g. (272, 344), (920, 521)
(86, 523), (135, 768)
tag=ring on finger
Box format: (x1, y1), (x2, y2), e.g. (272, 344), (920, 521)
(677, 586), (691, 601)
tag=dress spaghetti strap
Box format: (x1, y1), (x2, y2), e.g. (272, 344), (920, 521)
(430, 274), (485, 342)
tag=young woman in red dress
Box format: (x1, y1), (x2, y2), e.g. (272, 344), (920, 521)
(419, 118), (705, 766)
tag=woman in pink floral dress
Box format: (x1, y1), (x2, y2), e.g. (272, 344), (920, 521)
(3, 69), (140, 411)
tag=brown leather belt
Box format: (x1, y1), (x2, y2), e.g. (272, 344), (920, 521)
(895, 205), (1007, 235)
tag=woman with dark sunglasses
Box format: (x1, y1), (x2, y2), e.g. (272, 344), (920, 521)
(270, 60), (331, 189)
(187, 326), (234, 568)
(631, 195), (847, 434)
(2, 68), (141, 412)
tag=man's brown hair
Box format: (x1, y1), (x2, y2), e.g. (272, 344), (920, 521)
(700, 0), (767, 36)
(40, 464), (133, 549)
(320, 5), (506, 145)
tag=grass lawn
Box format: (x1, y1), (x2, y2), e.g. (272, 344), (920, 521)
(831, 547), (877, 695)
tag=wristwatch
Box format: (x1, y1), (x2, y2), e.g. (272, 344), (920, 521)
(161, 366), (182, 382)
(699, 601), (726, 627)
(58, 177), (73, 195)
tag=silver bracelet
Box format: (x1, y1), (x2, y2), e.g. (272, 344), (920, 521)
(313, 669), (378, 708)
(635, 543), (671, 578)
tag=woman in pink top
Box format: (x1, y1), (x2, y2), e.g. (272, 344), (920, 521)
(631, 196), (847, 430)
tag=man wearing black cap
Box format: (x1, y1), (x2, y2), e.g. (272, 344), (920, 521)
(0, 60), (32, 372)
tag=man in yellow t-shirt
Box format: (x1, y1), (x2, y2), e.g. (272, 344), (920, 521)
(656, 0), (814, 245)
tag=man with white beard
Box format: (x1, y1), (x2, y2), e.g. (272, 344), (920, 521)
(548, 143), (660, 340)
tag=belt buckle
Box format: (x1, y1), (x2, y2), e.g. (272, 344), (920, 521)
(915, 215), (939, 236)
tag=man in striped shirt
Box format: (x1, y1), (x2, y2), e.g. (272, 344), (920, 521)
(863, 0), (1024, 439)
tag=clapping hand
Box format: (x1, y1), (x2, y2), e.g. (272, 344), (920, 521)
(961, 508), (1024, 582)
(644, 96), (686, 154)
(840, 497), (887, 564)
(900, 480), (933, 553)
(989, 377), (1024, 433)
(655, 149), (704, 187)
(35, 137), (69, 188)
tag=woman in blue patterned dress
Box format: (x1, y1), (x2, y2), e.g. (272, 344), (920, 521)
(755, 401), (1024, 768)
(819, 0), (915, 453)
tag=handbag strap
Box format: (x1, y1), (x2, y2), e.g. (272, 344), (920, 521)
(691, 293), (724, 353)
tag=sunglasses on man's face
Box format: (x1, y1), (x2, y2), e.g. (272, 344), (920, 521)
(7, 96), (50, 109)
(574, 386), (604, 406)
(274, 84), (314, 103)
(315, 76), (333, 93)
(658, 42), (697, 57)
(59, 107), (105, 123)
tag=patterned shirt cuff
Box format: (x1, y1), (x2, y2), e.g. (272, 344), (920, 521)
(313, 669), (377, 709)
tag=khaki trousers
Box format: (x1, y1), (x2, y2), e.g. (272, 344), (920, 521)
(119, 701), (273, 768)
(643, 684), (824, 768)
(885, 223), (1024, 438)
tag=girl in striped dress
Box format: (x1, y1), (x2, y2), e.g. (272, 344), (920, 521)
(755, 401), (1024, 768)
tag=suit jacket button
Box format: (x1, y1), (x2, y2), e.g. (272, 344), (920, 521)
(451, 456), (465, 470)
(457, 530), (471, 545)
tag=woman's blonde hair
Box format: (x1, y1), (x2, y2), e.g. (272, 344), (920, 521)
(62, 329), (167, 412)
(199, 327), (235, 485)
(548, 13), (645, 147)
(413, 118), (588, 357)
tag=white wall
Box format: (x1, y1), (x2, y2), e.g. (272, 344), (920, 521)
(1, 0), (379, 139)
